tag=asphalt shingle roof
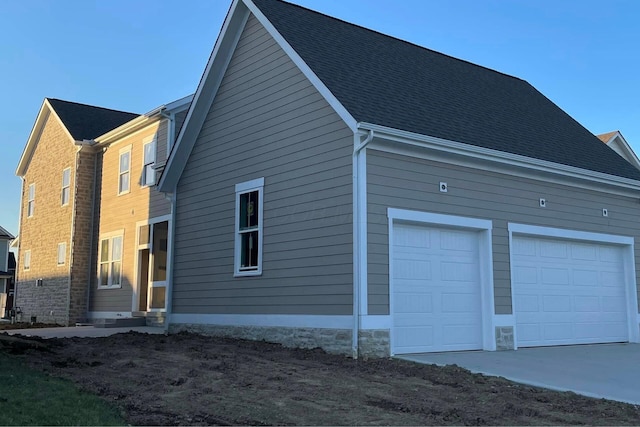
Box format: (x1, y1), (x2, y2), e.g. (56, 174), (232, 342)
(47, 98), (139, 141)
(252, 0), (640, 181)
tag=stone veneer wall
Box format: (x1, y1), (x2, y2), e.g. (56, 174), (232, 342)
(169, 323), (354, 356)
(15, 278), (70, 324)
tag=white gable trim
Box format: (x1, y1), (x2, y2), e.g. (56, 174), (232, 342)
(602, 131), (640, 170)
(158, 0), (248, 192)
(243, 0), (357, 132)
(16, 99), (76, 177)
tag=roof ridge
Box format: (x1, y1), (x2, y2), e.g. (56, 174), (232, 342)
(272, 0), (526, 83)
(47, 97), (139, 116)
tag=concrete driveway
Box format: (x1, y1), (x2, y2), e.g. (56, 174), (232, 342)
(398, 343), (640, 405)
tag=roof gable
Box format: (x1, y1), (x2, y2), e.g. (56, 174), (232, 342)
(0, 225), (14, 240)
(161, 0), (640, 189)
(16, 98), (138, 176)
(597, 131), (640, 170)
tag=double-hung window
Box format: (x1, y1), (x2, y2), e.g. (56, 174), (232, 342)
(234, 178), (264, 276)
(57, 242), (66, 266)
(118, 147), (131, 194)
(61, 168), (71, 206)
(142, 137), (156, 187)
(27, 183), (35, 217)
(98, 233), (123, 288)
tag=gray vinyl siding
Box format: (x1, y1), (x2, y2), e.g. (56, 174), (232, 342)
(172, 14), (353, 315)
(367, 149), (640, 315)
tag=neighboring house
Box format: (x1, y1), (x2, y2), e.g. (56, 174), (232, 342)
(0, 226), (15, 318)
(158, 0), (640, 357)
(597, 131), (640, 170)
(14, 95), (190, 325)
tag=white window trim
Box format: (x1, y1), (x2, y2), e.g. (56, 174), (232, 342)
(23, 250), (31, 271)
(98, 230), (125, 289)
(57, 242), (66, 266)
(234, 177), (264, 277)
(61, 168), (71, 206)
(141, 136), (157, 188)
(27, 183), (35, 217)
(118, 145), (132, 195)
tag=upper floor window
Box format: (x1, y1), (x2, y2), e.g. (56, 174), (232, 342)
(57, 242), (66, 266)
(23, 250), (31, 270)
(142, 137), (156, 187)
(234, 178), (264, 276)
(27, 183), (35, 217)
(61, 168), (71, 206)
(99, 233), (123, 288)
(118, 148), (131, 195)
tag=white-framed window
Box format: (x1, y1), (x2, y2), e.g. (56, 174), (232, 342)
(142, 137), (156, 187)
(61, 168), (71, 206)
(23, 250), (31, 270)
(27, 183), (35, 217)
(234, 177), (264, 276)
(118, 147), (131, 195)
(57, 242), (66, 266)
(98, 232), (124, 288)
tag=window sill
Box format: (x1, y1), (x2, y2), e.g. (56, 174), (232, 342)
(117, 190), (130, 196)
(97, 285), (122, 290)
(234, 270), (262, 277)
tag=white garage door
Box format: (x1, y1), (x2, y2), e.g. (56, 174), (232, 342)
(392, 223), (483, 354)
(512, 235), (629, 347)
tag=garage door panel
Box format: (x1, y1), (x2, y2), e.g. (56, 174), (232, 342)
(392, 223), (483, 354)
(513, 235), (629, 347)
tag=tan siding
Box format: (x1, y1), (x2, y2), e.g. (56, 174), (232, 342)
(15, 112), (76, 324)
(367, 149), (640, 315)
(90, 122), (170, 312)
(173, 14), (353, 316)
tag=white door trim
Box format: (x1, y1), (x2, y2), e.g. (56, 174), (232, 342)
(508, 222), (639, 348)
(387, 208), (495, 354)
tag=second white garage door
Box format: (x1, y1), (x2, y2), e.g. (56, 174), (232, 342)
(392, 223), (483, 354)
(512, 235), (629, 347)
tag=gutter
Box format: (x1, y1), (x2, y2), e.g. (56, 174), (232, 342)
(352, 129), (374, 359)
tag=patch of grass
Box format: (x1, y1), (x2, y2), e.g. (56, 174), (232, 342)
(0, 353), (125, 426)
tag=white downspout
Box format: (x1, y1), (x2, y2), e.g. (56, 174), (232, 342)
(163, 191), (177, 334)
(352, 129), (374, 358)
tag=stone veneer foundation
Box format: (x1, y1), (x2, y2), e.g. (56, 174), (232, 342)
(169, 323), (393, 358)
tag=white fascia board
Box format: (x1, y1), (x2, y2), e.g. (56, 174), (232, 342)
(243, 0), (357, 133)
(359, 122), (640, 194)
(159, 0), (247, 193)
(16, 99), (75, 177)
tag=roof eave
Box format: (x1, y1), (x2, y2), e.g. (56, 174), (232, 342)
(358, 122), (640, 194)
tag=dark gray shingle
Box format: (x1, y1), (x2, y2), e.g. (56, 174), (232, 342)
(252, 0), (640, 181)
(48, 98), (139, 141)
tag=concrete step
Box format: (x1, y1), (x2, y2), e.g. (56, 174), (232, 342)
(93, 317), (147, 328)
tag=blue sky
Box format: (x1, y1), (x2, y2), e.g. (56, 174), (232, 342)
(1, 0), (638, 237)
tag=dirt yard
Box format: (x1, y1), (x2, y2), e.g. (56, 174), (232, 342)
(3, 331), (640, 425)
